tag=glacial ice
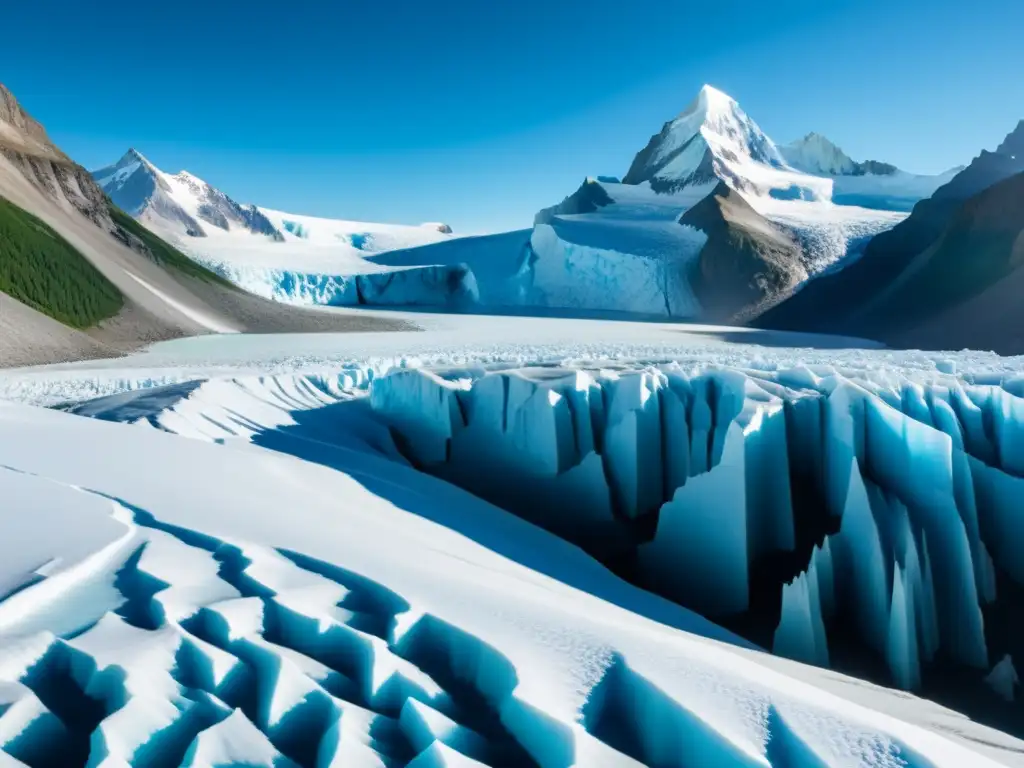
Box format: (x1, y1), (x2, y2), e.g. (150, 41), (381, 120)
(986, 656), (1019, 703)
(365, 360), (1024, 692)
(7, 344), (1024, 765)
(206, 261), (481, 309)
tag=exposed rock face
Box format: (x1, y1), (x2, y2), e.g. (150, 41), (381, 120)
(534, 178), (615, 224)
(757, 120), (1024, 351)
(0, 84), (112, 226)
(0, 84), (66, 160)
(680, 181), (806, 322)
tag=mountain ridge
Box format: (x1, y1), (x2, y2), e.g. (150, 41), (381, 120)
(756, 118), (1024, 352)
(0, 85), (417, 367)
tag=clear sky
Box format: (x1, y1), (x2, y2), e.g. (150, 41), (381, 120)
(2, 0), (1022, 233)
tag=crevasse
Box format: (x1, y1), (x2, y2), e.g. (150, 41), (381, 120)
(368, 363), (1024, 692)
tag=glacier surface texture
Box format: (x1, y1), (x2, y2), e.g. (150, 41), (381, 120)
(3, 336), (1024, 765)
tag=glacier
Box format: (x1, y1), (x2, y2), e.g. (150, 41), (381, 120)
(363, 361), (1024, 700)
(4, 323), (1024, 765)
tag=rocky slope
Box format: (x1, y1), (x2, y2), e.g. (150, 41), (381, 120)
(680, 181), (806, 321)
(757, 121), (1024, 352)
(0, 84), (413, 368)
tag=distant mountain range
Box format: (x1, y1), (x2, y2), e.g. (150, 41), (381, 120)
(95, 149), (282, 240)
(93, 148), (454, 248)
(88, 149), (463, 307)
(0, 84), (413, 367)
(2, 78), (1023, 364)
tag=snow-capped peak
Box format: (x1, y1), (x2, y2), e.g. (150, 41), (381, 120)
(93, 150), (283, 240)
(622, 85), (830, 204)
(780, 133), (858, 175)
(623, 84), (786, 191)
(125, 147), (153, 166)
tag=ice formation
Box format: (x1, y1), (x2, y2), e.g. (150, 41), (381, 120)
(986, 656), (1019, 703)
(5, 330), (1024, 764)
(365, 362), (1024, 692)
(3, 377), (1016, 767)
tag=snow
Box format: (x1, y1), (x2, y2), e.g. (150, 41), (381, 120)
(780, 134), (858, 176)
(830, 167), (961, 211)
(86, 85), (965, 330)
(93, 151), (462, 307)
(91, 87), (953, 322)
(3, 316), (1024, 764)
(779, 133), (960, 212)
(518, 86), (975, 318)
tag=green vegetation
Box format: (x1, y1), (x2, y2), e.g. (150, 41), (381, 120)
(0, 194), (123, 328)
(108, 204), (236, 288)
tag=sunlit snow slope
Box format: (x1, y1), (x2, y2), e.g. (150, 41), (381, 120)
(1, 321), (1024, 766)
(93, 151), (465, 307)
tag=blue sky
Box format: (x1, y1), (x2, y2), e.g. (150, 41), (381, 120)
(2, 0), (1022, 233)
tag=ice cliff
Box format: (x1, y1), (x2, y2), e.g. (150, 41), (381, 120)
(368, 363), (1024, 692)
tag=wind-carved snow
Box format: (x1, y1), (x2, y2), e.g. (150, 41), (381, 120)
(3, 360), (1023, 765)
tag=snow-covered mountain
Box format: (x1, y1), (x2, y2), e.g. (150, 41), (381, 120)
(94, 149), (282, 240)
(780, 133), (961, 211)
(88, 88), (963, 324)
(780, 133), (861, 176)
(522, 85), (928, 322)
(93, 151), (462, 306)
(622, 85), (830, 203)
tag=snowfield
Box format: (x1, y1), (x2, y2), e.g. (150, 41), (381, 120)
(2, 317), (1024, 766)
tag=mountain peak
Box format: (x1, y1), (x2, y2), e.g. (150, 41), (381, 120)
(695, 84), (735, 110)
(780, 133), (857, 175)
(114, 147), (157, 173)
(94, 150), (283, 241)
(622, 84), (785, 192)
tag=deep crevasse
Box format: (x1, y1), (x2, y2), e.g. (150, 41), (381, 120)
(368, 363), (1024, 692)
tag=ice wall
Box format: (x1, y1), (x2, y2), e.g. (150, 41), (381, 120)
(202, 262), (481, 308)
(369, 364), (1024, 691)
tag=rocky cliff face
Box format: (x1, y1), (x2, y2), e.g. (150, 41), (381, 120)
(757, 120), (1024, 348)
(0, 84), (112, 226)
(0, 84), (65, 158)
